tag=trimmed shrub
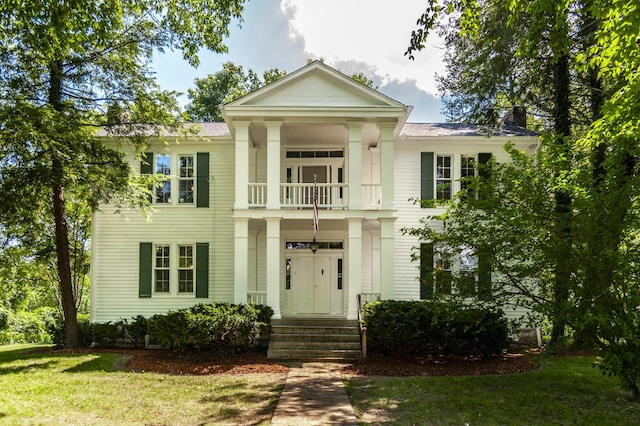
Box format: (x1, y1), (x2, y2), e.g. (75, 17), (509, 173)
(147, 303), (273, 352)
(362, 300), (513, 358)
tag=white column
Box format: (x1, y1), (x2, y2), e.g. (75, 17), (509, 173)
(379, 124), (395, 210)
(234, 217), (249, 304)
(348, 123), (363, 210)
(234, 122), (250, 210)
(369, 229), (381, 294)
(266, 122), (282, 210)
(379, 217), (396, 300)
(265, 217), (282, 319)
(347, 217), (363, 319)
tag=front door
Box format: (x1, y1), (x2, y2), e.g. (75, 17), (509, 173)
(283, 251), (344, 316)
(298, 257), (331, 314)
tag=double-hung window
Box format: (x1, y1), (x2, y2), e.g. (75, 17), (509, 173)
(420, 243), (491, 299)
(460, 155), (476, 193)
(155, 154), (172, 204)
(142, 152), (209, 207)
(140, 242), (209, 298)
(436, 155), (453, 200)
(178, 155), (194, 204)
(154, 245), (170, 293)
(178, 245), (194, 293)
(421, 152), (491, 203)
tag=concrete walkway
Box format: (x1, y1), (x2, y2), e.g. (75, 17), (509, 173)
(271, 362), (359, 425)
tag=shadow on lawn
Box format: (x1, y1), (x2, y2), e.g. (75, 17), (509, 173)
(0, 346), (128, 374)
(196, 381), (284, 425)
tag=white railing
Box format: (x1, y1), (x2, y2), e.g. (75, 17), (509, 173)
(248, 183), (267, 207)
(247, 291), (267, 305)
(280, 183), (347, 208)
(359, 292), (381, 305)
(361, 184), (381, 209)
(247, 182), (382, 210)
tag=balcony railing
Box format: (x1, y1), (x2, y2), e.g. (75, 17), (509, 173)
(247, 182), (381, 210)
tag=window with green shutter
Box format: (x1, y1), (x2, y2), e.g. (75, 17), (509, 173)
(196, 152), (209, 208)
(139, 242), (152, 298)
(196, 243), (209, 298)
(420, 243), (434, 299)
(420, 152), (434, 203)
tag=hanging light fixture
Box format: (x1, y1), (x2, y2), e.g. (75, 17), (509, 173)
(310, 237), (319, 254)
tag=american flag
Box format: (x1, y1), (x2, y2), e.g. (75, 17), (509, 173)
(313, 174), (319, 234)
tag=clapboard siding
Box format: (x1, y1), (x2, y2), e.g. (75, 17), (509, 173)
(92, 139), (235, 322)
(392, 136), (537, 313)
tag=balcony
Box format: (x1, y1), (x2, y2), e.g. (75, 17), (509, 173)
(247, 182), (381, 210)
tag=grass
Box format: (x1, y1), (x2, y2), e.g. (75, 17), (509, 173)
(0, 344), (286, 426)
(345, 354), (640, 425)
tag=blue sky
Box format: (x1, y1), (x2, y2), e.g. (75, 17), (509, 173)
(153, 0), (446, 122)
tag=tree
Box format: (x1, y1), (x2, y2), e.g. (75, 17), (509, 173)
(185, 63), (287, 121)
(186, 60), (376, 123)
(406, 0), (640, 398)
(0, 0), (246, 347)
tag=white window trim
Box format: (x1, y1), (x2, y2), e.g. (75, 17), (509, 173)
(153, 153), (198, 207)
(433, 153), (480, 199)
(152, 242), (197, 296)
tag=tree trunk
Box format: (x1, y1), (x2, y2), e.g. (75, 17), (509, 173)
(49, 58), (80, 347)
(550, 52), (572, 347)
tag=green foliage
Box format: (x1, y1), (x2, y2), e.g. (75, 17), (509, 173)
(186, 62), (287, 121)
(0, 307), (59, 344)
(147, 303), (273, 352)
(362, 300), (513, 358)
(0, 0), (247, 347)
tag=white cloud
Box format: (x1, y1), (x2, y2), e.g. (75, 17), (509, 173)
(281, 0), (446, 95)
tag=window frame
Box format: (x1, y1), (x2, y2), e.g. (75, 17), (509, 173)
(154, 244), (171, 294)
(150, 153), (198, 206)
(152, 243), (198, 296)
(178, 155), (195, 204)
(435, 154), (453, 200)
(178, 244), (195, 294)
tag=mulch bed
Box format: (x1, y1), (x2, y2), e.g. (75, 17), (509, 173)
(32, 346), (536, 377)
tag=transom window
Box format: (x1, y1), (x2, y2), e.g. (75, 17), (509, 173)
(285, 241), (343, 250)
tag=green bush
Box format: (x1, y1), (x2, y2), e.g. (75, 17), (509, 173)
(1, 307), (59, 344)
(49, 314), (92, 347)
(362, 300), (513, 358)
(147, 303), (273, 352)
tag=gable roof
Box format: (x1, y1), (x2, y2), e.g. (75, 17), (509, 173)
(220, 61), (411, 127)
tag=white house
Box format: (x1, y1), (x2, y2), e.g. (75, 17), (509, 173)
(91, 61), (538, 325)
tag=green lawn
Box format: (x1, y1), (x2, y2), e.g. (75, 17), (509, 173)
(0, 344), (286, 425)
(345, 355), (640, 425)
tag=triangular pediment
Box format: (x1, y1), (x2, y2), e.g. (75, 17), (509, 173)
(224, 61), (405, 110)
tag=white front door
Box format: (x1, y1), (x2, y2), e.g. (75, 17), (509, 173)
(283, 253), (344, 316)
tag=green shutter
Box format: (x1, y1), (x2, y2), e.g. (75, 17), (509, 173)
(141, 152), (153, 203)
(420, 243), (434, 299)
(196, 152), (209, 208)
(478, 254), (492, 300)
(421, 152), (434, 203)
(478, 153), (492, 199)
(139, 242), (152, 298)
(196, 243), (209, 298)
(478, 152), (492, 178)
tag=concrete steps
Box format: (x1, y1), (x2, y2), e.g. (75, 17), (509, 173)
(267, 319), (361, 360)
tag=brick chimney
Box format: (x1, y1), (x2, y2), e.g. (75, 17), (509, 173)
(502, 106), (526, 128)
